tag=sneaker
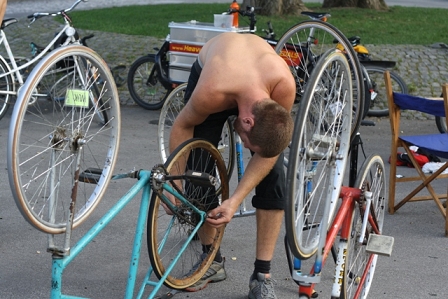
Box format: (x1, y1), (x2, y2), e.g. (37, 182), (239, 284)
(248, 272), (277, 299)
(184, 256), (226, 292)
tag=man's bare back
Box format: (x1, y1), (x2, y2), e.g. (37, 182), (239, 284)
(170, 32), (295, 158)
(191, 32), (295, 117)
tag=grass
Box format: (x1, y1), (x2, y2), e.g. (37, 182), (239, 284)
(67, 3), (448, 45)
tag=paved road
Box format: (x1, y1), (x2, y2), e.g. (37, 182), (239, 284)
(384, 0), (448, 7)
(2, 105), (448, 299)
(1, 1), (448, 299)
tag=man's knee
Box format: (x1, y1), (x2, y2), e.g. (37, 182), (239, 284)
(251, 196), (285, 210)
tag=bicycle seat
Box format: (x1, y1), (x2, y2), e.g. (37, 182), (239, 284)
(301, 12), (330, 20)
(1, 18), (18, 30)
(348, 36), (361, 46)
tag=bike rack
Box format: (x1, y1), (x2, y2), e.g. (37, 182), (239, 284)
(49, 170), (200, 299)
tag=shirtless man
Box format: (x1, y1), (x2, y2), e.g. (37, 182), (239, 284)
(170, 32), (295, 299)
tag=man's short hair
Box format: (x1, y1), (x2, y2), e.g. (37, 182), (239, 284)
(248, 99), (294, 158)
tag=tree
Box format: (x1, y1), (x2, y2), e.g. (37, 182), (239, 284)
(241, 0), (310, 16)
(322, 0), (388, 10)
(239, 0), (388, 16)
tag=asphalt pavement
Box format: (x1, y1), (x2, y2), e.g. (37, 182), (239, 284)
(1, 1), (448, 299)
(2, 101), (448, 299)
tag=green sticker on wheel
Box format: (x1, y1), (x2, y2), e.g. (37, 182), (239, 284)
(65, 89), (89, 108)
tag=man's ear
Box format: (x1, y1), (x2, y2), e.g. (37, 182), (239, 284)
(242, 117), (255, 131)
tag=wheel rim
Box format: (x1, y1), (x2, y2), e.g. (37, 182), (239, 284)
(286, 50), (352, 259)
(8, 46), (120, 234)
(365, 66), (408, 117)
(148, 139), (228, 289)
(128, 56), (168, 109)
(344, 155), (386, 298)
(275, 20), (364, 140)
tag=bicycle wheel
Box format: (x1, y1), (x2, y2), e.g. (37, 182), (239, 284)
(434, 93), (446, 133)
(110, 64), (127, 87)
(286, 49), (352, 259)
(127, 55), (170, 110)
(342, 154), (386, 299)
(158, 83), (235, 179)
(365, 65), (408, 117)
(275, 20), (364, 140)
(436, 116), (446, 133)
(147, 138), (229, 289)
(158, 83), (187, 162)
(0, 57), (14, 120)
(7, 45), (121, 234)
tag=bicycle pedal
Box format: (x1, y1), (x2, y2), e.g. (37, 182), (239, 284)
(79, 167), (103, 184)
(365, 234), (394, 257)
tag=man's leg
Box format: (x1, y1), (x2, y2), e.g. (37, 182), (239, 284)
(247, 209), (283, 299)
(256, 208), (284, 262)
(183, 62), (236, 290)
(249, 153), (285, 299)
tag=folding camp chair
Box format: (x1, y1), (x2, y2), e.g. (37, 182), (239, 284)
(385, 70), (448, 236)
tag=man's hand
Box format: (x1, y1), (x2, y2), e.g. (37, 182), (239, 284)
(205, 199), (237, 227)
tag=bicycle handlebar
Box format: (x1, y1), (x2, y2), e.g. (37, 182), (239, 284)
(301, 11), (331, 21)
(228, 6), (258, 31)
(27, 0), (87, 24)
(226, 7), (278, 40)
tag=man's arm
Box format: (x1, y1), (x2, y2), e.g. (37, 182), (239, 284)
(169, 78), (222, 153)
(169, 102), (199, 153)
(0, 0), (7, 22)
(207, 153), (278, 226)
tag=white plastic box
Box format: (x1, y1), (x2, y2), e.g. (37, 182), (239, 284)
(213, 14), (233, 28)
(168, 21), (241, 44)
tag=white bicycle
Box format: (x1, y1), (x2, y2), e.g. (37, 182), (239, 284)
(0, 0), (89, 120)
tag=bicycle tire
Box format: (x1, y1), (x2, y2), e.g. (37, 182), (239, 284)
(158, 83), (187, 162)
(274, 20), (364, 141)
(0, 57), (14, 120)
(365, 66), (408, 117)
(110, 64), (127, 87)
(434, 93), (446, 133)
(436, 116), (447, 133)
(158, 83), (235, 180)
(341, 154), (386, 299)
(286, 49), (352, 259)
(7, 45), (121, 234)
(147, 138), (229, 290)
(127, 55), (170, 110)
